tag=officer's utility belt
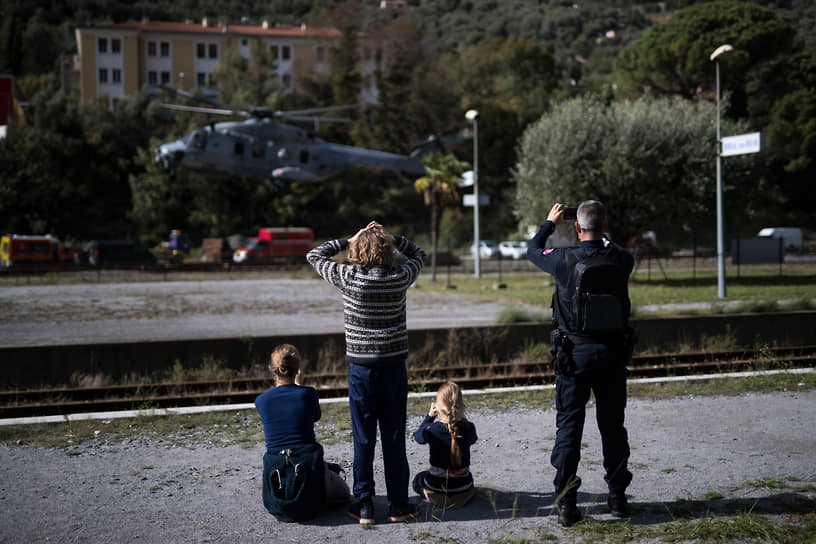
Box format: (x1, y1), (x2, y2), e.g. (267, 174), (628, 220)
(566, 334), (622, 346)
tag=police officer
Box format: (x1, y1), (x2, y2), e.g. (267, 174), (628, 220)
(527, 200), (634, 527)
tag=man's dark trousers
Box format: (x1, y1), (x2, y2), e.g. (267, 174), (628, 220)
(551, 343), (632, 495)
(348, 361), (410, 503)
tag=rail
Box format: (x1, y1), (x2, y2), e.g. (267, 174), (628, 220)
(2, 345), (814, 418)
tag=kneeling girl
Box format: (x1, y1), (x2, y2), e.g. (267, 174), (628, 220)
(413, 382), (478, 505)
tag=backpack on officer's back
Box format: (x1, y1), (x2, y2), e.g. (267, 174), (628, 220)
(558, 244), (631, 335)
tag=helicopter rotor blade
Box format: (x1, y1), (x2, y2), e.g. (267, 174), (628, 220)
(159, 103), (248, 117)
(284, 115), (350, 123)
(279, 104), (362, 116)
(151, 84), (226, 107)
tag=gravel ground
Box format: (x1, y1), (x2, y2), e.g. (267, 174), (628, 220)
(2, 277), (814, 542)
(2, 390), (815, 543)
(0, 279), (537, 347)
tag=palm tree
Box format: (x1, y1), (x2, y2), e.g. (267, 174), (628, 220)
(414, 153), (469, 281)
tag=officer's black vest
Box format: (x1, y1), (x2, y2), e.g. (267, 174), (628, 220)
(553, 245), (630, 338)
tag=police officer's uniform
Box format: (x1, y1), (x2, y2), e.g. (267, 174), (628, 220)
(527, 220), (634, 510)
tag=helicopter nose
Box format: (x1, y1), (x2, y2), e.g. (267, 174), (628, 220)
(155, 146), (184, 170)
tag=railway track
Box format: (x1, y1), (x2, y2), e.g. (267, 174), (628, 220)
(2, 345), (814, 418)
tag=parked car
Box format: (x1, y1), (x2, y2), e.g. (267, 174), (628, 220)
(756, 227), (803, 250)
(499, 240), (528, 260)
(85, 240), (157, 266)
(470, 240), (500, 259)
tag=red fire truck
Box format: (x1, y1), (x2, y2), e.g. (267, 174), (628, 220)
(1, 234), (74, 266)
(232, 228), (313, 264)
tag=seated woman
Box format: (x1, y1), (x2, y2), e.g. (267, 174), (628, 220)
(413, 382), (479, 507)
(255, 344), (349, 521)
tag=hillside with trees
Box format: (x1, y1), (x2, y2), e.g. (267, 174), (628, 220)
(1, 0), (814, 248)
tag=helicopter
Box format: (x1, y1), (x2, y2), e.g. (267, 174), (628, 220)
(153, 89), (427, 183)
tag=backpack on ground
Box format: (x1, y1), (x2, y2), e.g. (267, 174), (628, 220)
(262, 443), (326, 522)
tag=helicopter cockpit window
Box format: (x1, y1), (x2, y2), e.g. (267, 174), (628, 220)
(235, 140), (245, 156)
(300, 150), (309, 164)
(191, 131), (207, 149)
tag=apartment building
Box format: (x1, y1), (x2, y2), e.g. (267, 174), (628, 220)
(75, 18), (385, 107)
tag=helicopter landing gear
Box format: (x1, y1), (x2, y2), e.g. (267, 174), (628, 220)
(270, 179), (291, 194)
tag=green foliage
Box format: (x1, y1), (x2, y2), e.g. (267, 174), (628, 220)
(211, 47), (283, 109)
(415, 153), (470, 280)
(0, 89), (162, 240)
(3, 0), (816, 241)
(514, 95), (758, 241)
(447, 36), (557, 125)
(615, 1), (815, 228)
(616, 1), (794, 104)
(495, 308), (546, 325)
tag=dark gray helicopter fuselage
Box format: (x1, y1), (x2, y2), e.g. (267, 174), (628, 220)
(155, 118), (425, 182)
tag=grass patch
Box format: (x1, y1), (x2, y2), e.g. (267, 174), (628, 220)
(495, 307), (547, 324)
(569, 509), (812, 543)
(2, 372), (814, 449)
(418, 265), (816, 316)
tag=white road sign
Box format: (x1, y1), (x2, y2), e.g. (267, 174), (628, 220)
(463, 194), (490, 207)
(721, 132), (763, 156)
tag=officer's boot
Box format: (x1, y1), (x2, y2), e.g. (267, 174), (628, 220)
(607, 485), (629, 518)
(556, 492), (582, 527)
(554, 475), (582, 528)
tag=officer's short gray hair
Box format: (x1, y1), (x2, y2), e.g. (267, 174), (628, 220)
(577, 200), (606, 232)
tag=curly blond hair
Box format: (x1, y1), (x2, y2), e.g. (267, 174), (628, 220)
(348, 229), (394, 267)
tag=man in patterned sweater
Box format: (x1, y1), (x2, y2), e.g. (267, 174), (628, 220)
(307, 220), (426, 524)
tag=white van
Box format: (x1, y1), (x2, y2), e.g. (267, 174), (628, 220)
(757, 227), (803, 249)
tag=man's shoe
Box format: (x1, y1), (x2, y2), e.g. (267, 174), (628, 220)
(348, 498), (375, 525)
(556, 498), (583, 527)
(608, 487), (630, 518)
(388, 502), (420, 522)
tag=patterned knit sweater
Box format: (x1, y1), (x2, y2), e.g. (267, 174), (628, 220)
(306, 235), (426, 366)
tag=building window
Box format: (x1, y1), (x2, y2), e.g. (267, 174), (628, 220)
(98, 38), (107, 53)
(111, 38), (121, 53)
(197, 72), (206, 86)
(112, 68), (122, 84)
(160, 42), (170, 57)
(282, 45), (291, 60)
(315, 46), (324, 62)
(270, 45), (278, 59)
(241, 38), (248, 47)
(99, 68), (108, 83)
(197, 43), (206, 58)
(208, 43), (218, 59)
(147, 41), (157, 57)
(147, 71), (157, 85)
(161, 71), (171, 84)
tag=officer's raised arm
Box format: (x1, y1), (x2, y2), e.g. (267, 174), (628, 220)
(547, 203), (568, 225)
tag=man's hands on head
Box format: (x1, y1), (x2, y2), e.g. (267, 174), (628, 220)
(349, 221), (383, 243)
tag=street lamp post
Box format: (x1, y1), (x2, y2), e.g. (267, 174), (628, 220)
(710, 44), (733, 299)
(465, 109), (480, 279)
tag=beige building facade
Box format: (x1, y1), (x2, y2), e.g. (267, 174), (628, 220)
(75, 19), (384, 107)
